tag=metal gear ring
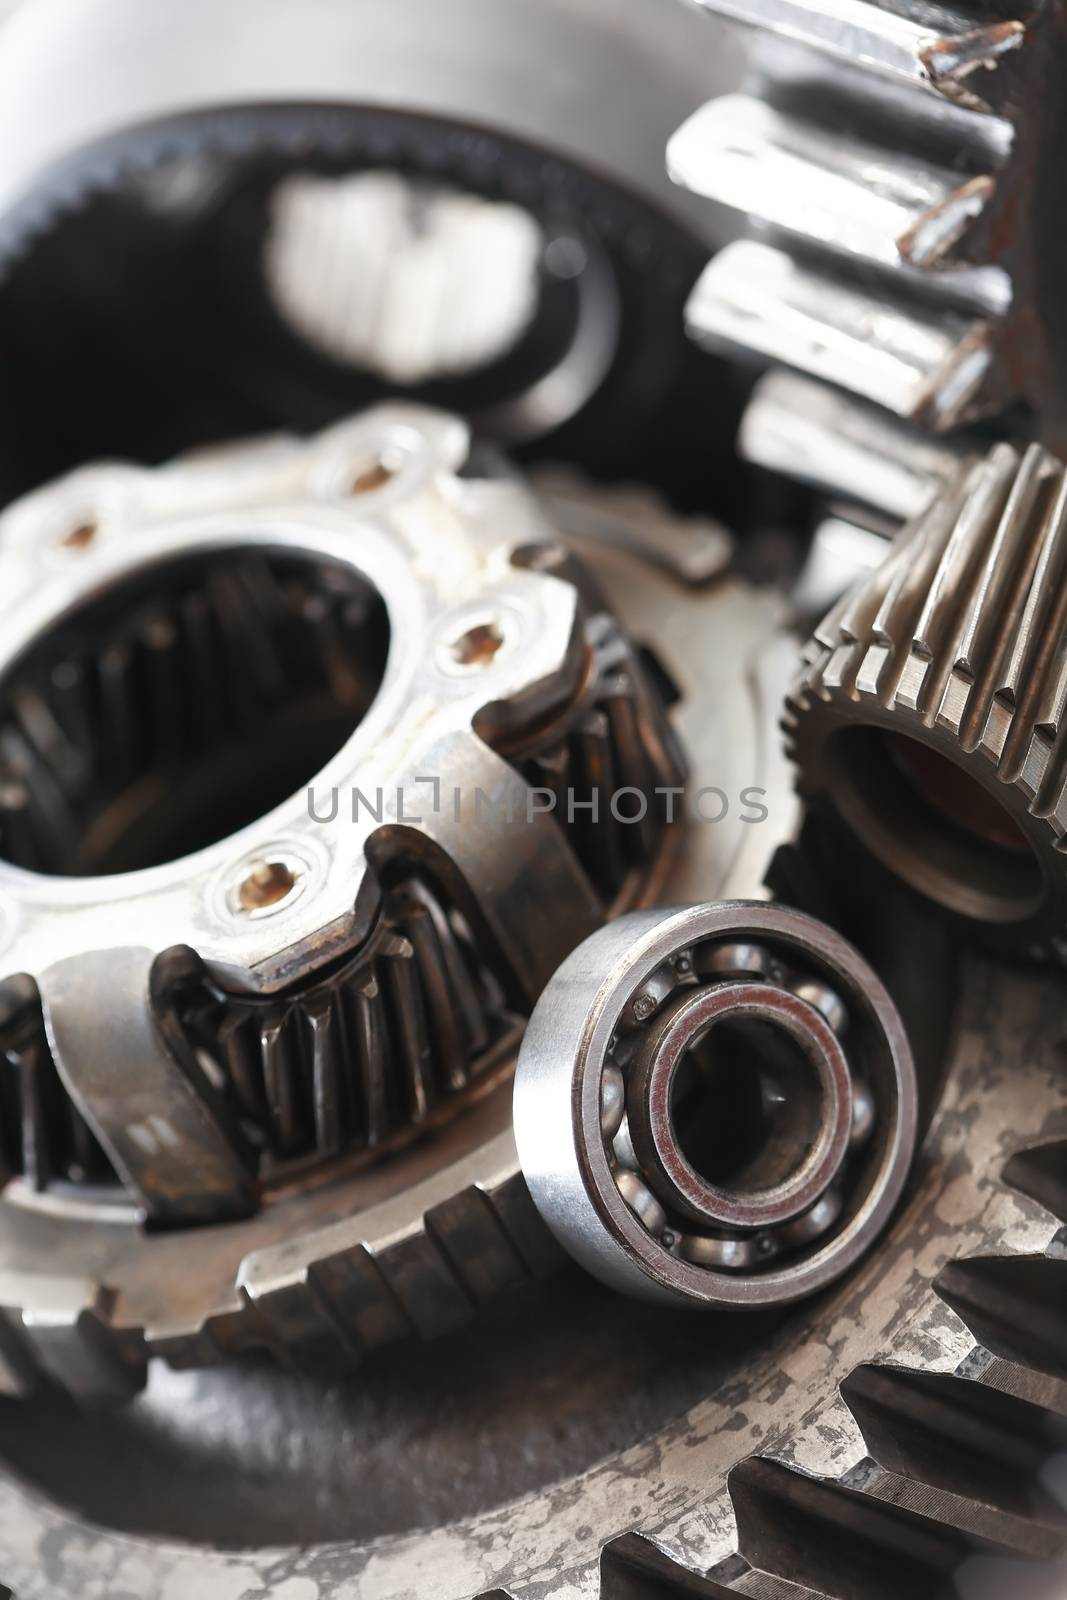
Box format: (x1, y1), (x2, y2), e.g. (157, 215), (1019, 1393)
(514, 900), (917, 1308)
(0, 401), (699, 1401)
(785, 438), (1067, 962)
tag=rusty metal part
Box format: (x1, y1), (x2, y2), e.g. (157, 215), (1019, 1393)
(669, 0), (1067, 450)
(514, 900), (916, 1308)
(786, 439), (1067, 962)
(0, 425), (795, 1403)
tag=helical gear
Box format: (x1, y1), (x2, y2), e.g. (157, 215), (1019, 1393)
(785, 439), (1067, 962)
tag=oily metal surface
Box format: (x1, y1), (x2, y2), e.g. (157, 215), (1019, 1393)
(0, 950), (1062, 1595)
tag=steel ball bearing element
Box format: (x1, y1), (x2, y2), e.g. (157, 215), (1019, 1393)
(514, 902), (918, 1309)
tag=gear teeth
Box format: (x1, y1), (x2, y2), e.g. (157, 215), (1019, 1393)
(674, 0), (1041, 431)
(515, 612), (686, 904)
(935, 1254), (1067, 1382)
(785, 443), (1067, 961)
(598, 1532), (737, 1597)
(487, 1101), (1067, 1600)
(728, 1453), (1066, 1596)
(839, 1364), (1067, 1532)
(0, 548), (386, 876)
(174, 877), (514, 1176)
(0, 1277), (145, 1404)
(688, 0), (1024, 111)
(0, 976), (109, 1189)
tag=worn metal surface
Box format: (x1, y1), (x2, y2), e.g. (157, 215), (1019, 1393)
(0, 951), (1061, 1595)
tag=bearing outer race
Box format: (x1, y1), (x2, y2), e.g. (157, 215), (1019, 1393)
(515, 901), (918, 1309)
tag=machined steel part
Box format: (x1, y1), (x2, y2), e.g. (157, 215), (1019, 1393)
(0, 403), (708, 1401)
(669, 0), (1067, 448)
(0, 427), (794, 1404)
(1, 951), (1064, 1598)
(786, 439), (1067, 962)
(515, 900), (916, 1308)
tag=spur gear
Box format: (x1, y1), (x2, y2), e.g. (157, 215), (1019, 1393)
(669, 0), (1067, 448)
(515, 900), (916, 1308)
(785, 439), (1067, 962)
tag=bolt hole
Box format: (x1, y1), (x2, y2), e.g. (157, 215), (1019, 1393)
(451, 621), (505, 668)
(62, 519), (98, 550)
(237, 860), (299, 913)
(349, 449), (403, 496)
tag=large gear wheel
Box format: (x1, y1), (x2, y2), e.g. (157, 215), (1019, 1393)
(669, 0), (1067, 450)
(0, 940), (1063, 1597)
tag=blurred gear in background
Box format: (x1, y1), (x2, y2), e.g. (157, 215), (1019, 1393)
(0, 0), (758, 519)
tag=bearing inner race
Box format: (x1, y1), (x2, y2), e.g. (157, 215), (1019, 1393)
(627, 982), (854, 1231)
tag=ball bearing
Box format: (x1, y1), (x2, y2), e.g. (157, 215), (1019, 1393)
(514, 901), (917, 1309)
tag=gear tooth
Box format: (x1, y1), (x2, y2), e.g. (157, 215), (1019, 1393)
(1003, 1140), (1067, 1223)
(920, 19), (1027, 114)
(727, 1452), (1059, 1597)
(237, 1257), (361, 1378)
(935, 1254), (1067, 1383)
(301, 990), (345, 1161)
(669, 96), (997, 278)
(0, 1277), (146, 1404)
(259, 1006), (304, 1158)
(368, 1225), (474, 1342)
(840, 1363), (1067, 1534)
(598, 1530), (734, 1596)
(480, 1171), (566, 1279)
(382, 936), (437, 1126)
(421, 1188), (528, 1307)
(686, 241), (997, 430)
(689, 0), (1024, 113)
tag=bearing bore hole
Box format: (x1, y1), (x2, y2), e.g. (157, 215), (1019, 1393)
(0, 548), (390, 876)
(671, 1018), (823, 1196)
(451, 621), (505, 668)
(237, 860), (299, 913)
